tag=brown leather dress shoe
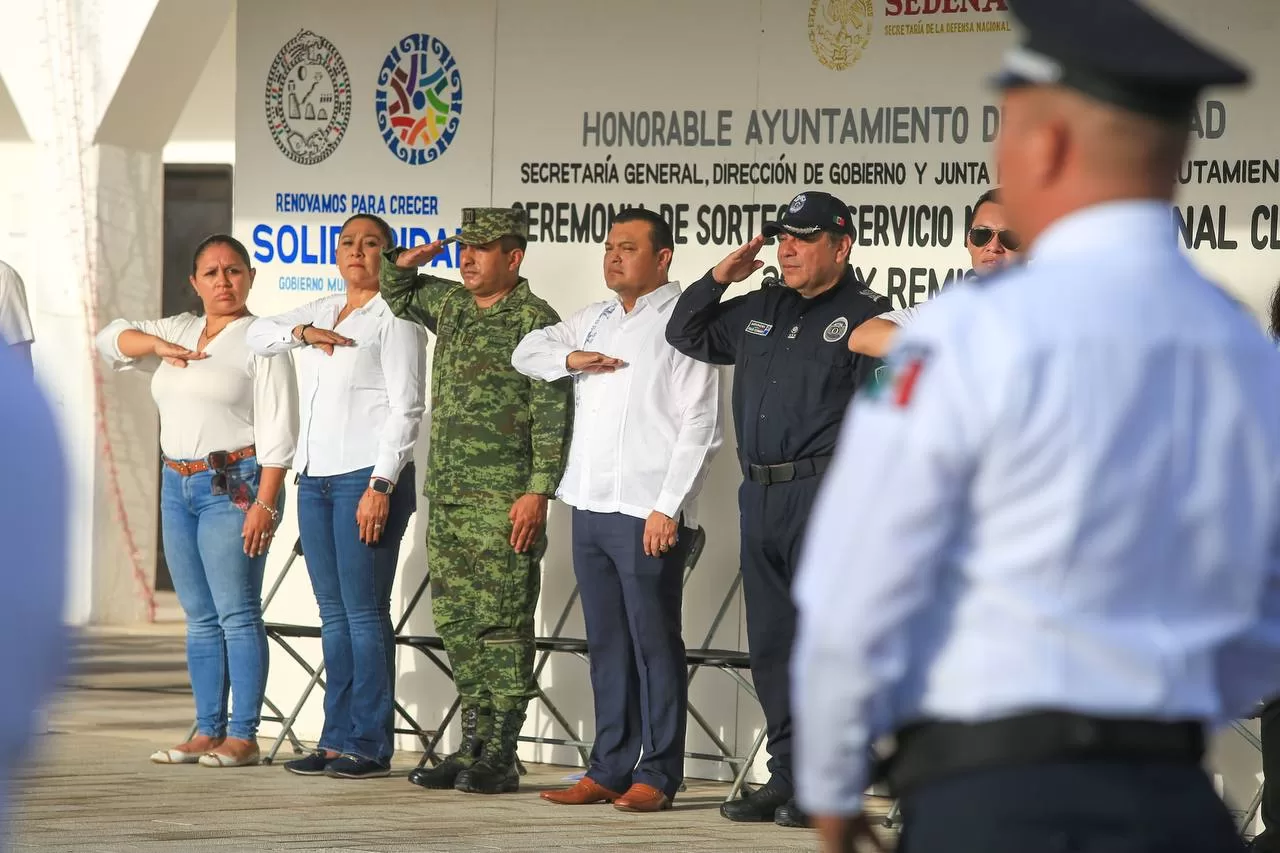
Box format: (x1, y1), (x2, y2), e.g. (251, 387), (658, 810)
(540, 778), (624, 805)
(613, 782), (672, 813)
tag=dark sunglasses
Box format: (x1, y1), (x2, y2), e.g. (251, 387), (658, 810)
(207, 451), (229, 495)
(968, 226), (1020, 252)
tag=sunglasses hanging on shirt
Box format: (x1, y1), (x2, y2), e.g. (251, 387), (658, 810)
(968, 226), (1021, 252)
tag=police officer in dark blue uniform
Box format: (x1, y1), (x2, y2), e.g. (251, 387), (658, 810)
(665, 191), (888, 829)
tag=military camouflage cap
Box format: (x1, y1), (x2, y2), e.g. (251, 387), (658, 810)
(455, 207), (529, 246)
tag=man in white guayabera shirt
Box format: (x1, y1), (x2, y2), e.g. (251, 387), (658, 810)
(846, 187), (1021, 359)
(512, 208), (723, 814)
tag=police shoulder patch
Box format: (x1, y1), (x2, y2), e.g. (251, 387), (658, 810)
(858, 287), (886, 302)
(864, 343), (933, 408)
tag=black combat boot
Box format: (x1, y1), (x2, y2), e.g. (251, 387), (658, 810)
(453, 708), (523, 794)
(407, 706), (490, 790)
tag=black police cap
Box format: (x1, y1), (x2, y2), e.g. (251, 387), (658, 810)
(993, 0), (1249, 120)
(762, 191), (855, 240)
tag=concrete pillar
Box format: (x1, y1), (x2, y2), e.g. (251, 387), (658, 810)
(0, 0), (231, 624)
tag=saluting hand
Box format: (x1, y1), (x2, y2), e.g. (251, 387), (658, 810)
(395, 240), (449, 269)
(153, 340), (209, 368)
(711, 234), (768, 285)
(566, 350), (624, 374)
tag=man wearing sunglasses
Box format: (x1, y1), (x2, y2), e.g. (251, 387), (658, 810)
(846, 187), (1020, 358)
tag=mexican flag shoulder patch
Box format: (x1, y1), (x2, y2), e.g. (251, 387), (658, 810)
(866, 343), (933, 409)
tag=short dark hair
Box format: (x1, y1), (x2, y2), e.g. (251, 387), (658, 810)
(342, 213), (395, 247)
(1269, 280), (1280, 340)
(498, 235), (528, 253)
(191, 234), (252, 275)
(613, 207), (675, 255)
(972, 187), (1002, 219)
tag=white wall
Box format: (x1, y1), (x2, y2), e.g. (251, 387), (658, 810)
(164, 8), (236, 165)
(225, 1), (1280, 801)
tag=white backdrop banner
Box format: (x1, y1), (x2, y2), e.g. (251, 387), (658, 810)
(235, 0), (1280, 797)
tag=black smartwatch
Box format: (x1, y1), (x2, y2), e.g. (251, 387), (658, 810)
(369, 477), (393, 495)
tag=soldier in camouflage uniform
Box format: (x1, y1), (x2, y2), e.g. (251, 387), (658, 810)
(380, 208), (573, 795)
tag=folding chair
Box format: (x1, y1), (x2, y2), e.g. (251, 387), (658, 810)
(258, 541), (444, 765)
(1233, 707), (1266, 837)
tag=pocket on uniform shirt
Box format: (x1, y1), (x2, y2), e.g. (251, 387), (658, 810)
(802, 342), (853, 369)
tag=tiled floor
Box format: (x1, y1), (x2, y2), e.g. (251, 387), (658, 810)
(8, 627), (897, 852)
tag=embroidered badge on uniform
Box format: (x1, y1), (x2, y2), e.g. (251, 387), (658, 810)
(858, 287), (886, 302)
(866, 344), (932, 408)
(822, 317), (849, 342)
(745, 320), (773, 336)
(786, 324), (800, 339)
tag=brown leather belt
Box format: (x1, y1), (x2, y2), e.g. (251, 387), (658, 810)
(163, 445), (256, 477)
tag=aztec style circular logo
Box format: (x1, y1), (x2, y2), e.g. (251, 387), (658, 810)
(374, 33), (464, 166)
(264, 29), (352, 166)
(789, 194), (808, 213)
(808, 0), (874, 71)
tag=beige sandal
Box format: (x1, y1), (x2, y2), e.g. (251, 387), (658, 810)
(150, 747), (203, 764)
(199, 746), (260, 768)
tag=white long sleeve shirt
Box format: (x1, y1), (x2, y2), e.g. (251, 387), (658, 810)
(0, 260), (34, 345)
(792, 201), (1280, 817)
(95, 314), (299, 467)
(246, 294), (427, 485)
(511, 281), (723, 524)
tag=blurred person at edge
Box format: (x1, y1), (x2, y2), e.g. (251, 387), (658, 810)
(247, 213), (427, 780)
(1248, 280), (1280, 853)
(95, 235), (299, 768)
(0, 259), (35, 372)
(0, 345), (68, 843)
(847, 187), (1021, 359)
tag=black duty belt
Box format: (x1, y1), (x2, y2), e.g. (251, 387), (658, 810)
(746, 455), (832, 485)
(878, 711), (1205, 798)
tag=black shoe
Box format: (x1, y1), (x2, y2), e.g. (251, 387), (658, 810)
(322, 754), (391, 779)
(409, 757), (470, 790)
(409, 706), (490, 791)
(454, 758), (519, 794)
(283, 751), (335, 776)
(720, 782), (793, 822)
(774, 798), (811, 828)
(454, 708), (523, 795)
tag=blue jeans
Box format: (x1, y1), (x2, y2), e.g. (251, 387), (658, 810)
(298, 464), (415, 764)
(161, 457), (277, 741)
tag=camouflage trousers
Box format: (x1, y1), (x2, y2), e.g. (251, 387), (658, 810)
(428, 501), (545, 714)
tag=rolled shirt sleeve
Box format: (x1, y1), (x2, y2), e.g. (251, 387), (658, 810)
(93, 315), (192, 372)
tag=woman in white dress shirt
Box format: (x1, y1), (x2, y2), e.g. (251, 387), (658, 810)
(247, 213), (427, 779)
(95, 235), (299, 768)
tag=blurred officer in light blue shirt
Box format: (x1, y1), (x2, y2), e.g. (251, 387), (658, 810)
(0, 345), (68, 845)
(792, 1), (1277, 851)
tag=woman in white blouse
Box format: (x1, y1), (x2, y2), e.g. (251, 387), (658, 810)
(247, 213), (427, 779)
(95, 235), (299, 768)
